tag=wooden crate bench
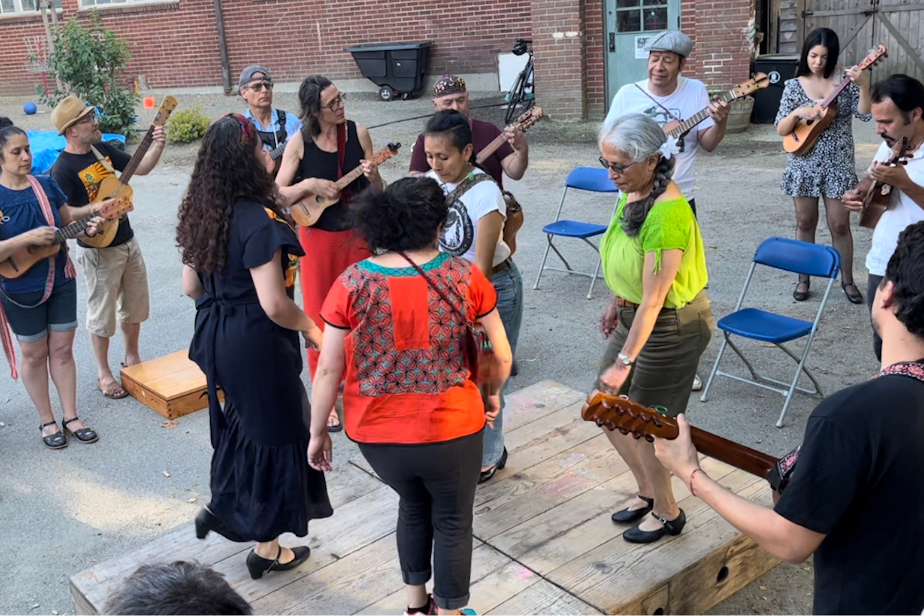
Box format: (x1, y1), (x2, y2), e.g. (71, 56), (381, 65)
(120, 350), (219, 419)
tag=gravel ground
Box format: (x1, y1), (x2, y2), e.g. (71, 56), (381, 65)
(0, 91), (883, 615)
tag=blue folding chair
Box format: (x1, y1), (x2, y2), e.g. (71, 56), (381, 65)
(533, 167), (620, 299)
(700, 237), (841, 427)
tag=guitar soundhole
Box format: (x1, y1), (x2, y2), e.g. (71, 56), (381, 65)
(805, 119), (814, 126)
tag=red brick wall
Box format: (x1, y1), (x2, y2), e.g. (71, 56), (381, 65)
(531, 0), (586, 120)
(0, 0), (531, 97)
(683, 0), (756, 91)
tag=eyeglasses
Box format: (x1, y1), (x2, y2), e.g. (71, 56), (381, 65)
(323, 93), (346, 112)
(75, 110), (99, 126)
(599, 156), (637, 175)
(247, 81), (274, 92)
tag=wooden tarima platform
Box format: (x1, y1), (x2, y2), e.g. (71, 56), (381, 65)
(71, 380), (780, 614)
(120, 350), (218, 419)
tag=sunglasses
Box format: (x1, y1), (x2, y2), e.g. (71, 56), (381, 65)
(599, 156), (638, 175)
(247, 81), (274, 92)
(323, 93), (346, 112)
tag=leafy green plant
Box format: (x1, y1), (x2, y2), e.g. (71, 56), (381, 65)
(166, 106), (210, 143)
(37, 11), (139, 135)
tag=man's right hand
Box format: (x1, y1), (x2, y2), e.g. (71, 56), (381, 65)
(22, 227), (56, 246)
(842, 182), (870, 212)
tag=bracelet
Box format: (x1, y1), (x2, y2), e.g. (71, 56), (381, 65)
(690, 468), (702, 497)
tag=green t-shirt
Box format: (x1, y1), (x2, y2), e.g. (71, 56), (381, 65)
(600, 193), (708, 309)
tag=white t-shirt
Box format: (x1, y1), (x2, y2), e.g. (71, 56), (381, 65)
(427, 168), (510, 268)
(604, 76), (714, 200)
(866, 141), (924, 276)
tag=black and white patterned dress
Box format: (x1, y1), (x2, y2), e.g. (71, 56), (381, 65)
(775, 76), (871, 198)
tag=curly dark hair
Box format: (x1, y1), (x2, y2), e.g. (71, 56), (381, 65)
(176, 115), (282, 274)
(351, 177), (448, 252)
(298, 75), (334, 141)
(882, 220), (924, 340)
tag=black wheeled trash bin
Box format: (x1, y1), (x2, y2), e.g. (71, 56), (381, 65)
(345, 41), (433, 101)
(751, 55), (799, 124)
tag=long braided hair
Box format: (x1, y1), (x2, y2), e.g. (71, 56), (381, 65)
(599, 113), (677, 237)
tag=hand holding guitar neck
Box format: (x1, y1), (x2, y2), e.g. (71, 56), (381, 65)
(476, 107), (543, 165)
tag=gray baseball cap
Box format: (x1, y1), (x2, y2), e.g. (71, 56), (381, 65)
(239, 65), (272, 88)
(644, 31), (693, 58)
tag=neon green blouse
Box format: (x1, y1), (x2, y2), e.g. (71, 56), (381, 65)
(600, 193), (708, 309)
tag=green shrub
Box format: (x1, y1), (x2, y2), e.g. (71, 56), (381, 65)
(166, 106), (211, 143)
(38, 11), (139, 135)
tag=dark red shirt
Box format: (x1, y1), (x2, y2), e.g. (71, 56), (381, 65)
(409, 118), (515, 188)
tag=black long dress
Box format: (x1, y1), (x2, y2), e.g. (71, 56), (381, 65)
(189, 198), (333, 542)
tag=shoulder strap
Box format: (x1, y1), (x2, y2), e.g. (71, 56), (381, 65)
(875, 361), (924, 384)
(336, 122), (347, 179)
(277, 109), (286, 126)
(90, 145), (117, 176)
(396, 252), (470, 325)
(634, 83), (682, 122)
(446, 172), (495, 205)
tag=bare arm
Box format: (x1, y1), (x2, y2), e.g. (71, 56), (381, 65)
(697, 101), (730, 152)
(478, 306), (512, 395)
(310, 325), (348, 438)
(654, 414), (826, 563)
(499, 128), (529, 180)
(134, 126), (166, 176)
(182, 264), (205, 300)
(620, 249), (682, 360)
(357, 124), (385, 190)
(0, 228), (56, 261)
(473, 211), (504, 278)
(250, 250), (321, 336)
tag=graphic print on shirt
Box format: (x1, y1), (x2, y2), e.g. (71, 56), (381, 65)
(641, 104), (686, 153)
(440, 201), (474, 257)
(78, 158), (129, 224)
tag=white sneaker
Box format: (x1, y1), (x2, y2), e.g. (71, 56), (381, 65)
(692, 374), (703, 391)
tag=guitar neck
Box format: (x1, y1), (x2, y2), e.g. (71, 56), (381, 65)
(334, 163), (366, 191)
(119, 128), (155, 184)
(477, 132), (508, 163)
(54, 217), (95, 243)
(668, 91), (736, 139)
(690, 426), (778, 479)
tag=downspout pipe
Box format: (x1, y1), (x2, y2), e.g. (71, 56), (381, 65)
(213, 0), (232, 95)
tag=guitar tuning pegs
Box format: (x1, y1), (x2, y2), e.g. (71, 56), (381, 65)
(618, 428), (629, 435)
(631, 430), (643, 440)
(595, 418), (603, 427)
(644, 435), (654, 443)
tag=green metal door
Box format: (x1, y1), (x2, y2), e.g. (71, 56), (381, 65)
(604, 0), (682, 111)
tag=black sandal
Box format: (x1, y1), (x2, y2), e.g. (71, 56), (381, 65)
(842, 282), (864, 305)
(40, 421), (67, 450)
(793, 280), (810, 302)
(63, 417), (99, 444)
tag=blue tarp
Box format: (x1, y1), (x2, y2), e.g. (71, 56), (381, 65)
(26, 130), (126, 175)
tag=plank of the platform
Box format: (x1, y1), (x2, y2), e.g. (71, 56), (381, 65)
(474, 434), (627, 540)
(491, 579), (604, 615)
(351, 380), (586, 477)
(69, 462), (385, 614)
(488, 456), (736, 575)
(546, 469), (776, 615)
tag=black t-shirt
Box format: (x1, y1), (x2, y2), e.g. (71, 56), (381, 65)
(50, 141), (134, 247)
(775, 365), (924, 615)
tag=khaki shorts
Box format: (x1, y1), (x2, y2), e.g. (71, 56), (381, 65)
(78, 237), (150, 338)
(595, 291), (713, 417)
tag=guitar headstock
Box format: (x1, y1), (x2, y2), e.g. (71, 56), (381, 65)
(98, 195), (133, 220)
(858, 45), (888, 71)
(512, 107), (543, 131)
(373, 142), (401, 164)
(152, 96), (179, 127)
(581, 392), (679, 442)
(731, 73), (770, 99)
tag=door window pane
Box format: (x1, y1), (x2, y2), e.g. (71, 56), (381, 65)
(617, 9), (642, 32)
(616, 0), (639, 6)
(644, 7), (667, 30)
(1, 0), (17, 13)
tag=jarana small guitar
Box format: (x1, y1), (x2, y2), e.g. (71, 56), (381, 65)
(475, 106), (543, 165)
(0, 196), (132, 279)
(663, 74), (770, 140)
(263, 141), (286, 178)
(81, 96), (178, 248)
(581, 392), (778, 479)
(289, 142), (401, 227)
(858, 137), (911, 229)
(783, 46), (887, 155)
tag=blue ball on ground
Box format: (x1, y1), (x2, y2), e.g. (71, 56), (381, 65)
(24, 102), (38, 115)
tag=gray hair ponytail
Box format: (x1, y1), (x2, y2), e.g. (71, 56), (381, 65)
(599, 113), (677, 237)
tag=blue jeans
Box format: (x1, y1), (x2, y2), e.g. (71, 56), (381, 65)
(484, 261), (523, 468)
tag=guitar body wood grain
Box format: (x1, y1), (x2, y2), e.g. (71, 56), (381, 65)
(289, 192), (341, 227)
(662, 119), (685, 140)
(80, 179), (134, 248)
(860, 177), (892, 229)
(0, 244), (61, 280)
(783, 105), (836, 155)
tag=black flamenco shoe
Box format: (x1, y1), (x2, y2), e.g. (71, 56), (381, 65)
(611, 494), (654, 524)
(623, 510), (686, 544)
(478, 447), (508, 484)
(246, 545), (311, 580)
(195, 508), (246, 543)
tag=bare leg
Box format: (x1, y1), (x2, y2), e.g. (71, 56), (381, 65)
(603, 427), (654, 512)
(19, 338), (56, 435)
(794, 197), (820, 287)
(406, 585), (429, 612)
(823, 196), (856, 286)
(121, 321), (142, 367)
(89, 332), (125, 396)
(254, 538), (296, 564)
(633, 441), (682, 531)
(46, 330), (88, 431)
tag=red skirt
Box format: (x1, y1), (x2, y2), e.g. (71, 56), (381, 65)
(298, 226), (370, 379)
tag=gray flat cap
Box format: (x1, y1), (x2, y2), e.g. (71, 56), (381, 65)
(644, 31), (693, 58)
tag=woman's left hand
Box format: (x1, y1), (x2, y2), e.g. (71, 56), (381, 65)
(845, 65), (869, 87)
(361, 159), (381, 183)
(302, 326), (323, 352)
(308, 431), (333, 472)
(599, 362), (630, 396)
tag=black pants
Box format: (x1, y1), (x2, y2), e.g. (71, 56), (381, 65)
(867, 274), (883, 360)
(359, 429), (483, 610)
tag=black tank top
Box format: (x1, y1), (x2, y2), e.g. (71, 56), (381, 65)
(297, 120), (369, 231)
